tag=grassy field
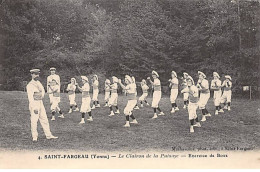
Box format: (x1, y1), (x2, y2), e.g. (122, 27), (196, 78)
(0, 91), (260, 152)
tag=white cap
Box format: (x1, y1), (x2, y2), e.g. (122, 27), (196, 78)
(198, 71), (206, 78)
(152, 70), (159, 78)
(112, 76), (118, 83)
(131, 76), (135, 83)
(81, 76), (89, 82)
(105, 79), (111, 84)
(213, 72), (220, 78)
(71, 78), (76, 83)
(186, 75), (195, 85)
(225, 75), (232, 81)
(183, 72), (189, 77)
(50, 67), (56, 71)
(30, 69), (40, 74)
(171, 71), (177, 77)
(93, 75), (98, 80)
(125, 75), (133, 83)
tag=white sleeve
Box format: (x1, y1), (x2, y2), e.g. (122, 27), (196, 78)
(39, 82), (45, 97)
(27, 84), (34, 104)
(217, 80), (222, 87)
(26, 84), (38, 110)
(83, 84), (90, 91)
(202, 80), (209, 89)
(125, 85), (130, 90)
(191, 86), (199, 97)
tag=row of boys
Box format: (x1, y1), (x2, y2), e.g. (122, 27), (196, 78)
(27, 67), (232, 142)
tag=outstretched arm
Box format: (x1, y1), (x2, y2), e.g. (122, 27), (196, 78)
(118, 79), (128, 90)
(76, 84), (83, 92)
(181, 87), (189, 93)
(147, 77), (154, 85)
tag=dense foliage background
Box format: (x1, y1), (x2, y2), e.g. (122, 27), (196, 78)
(0, 0), (259, 96)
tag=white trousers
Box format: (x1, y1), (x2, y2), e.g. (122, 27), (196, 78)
(188, 102), (198, 120)
(49, 93), (53, 104)
(51, 97), (61, 112)
(104, 92), (110, 101)
(69, 93), (77, 106)
(81, 97), (91, 113)
(152, 91), (161, 108)
(213, 90), (222, 106)
(29, 101), (52, 139)
(170, 89), (178, 103)
(183, 92), (189, 101)
(198, 93), (210, 109)
(221, 90), (232, 103)
(108, 93), (118, 106)
(124, 99), (137, 116)
(92, 89), (99, 101)
(139, 93), (148, 101)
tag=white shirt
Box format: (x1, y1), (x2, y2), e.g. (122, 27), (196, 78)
(170, 78), (179, 89)
(27, 80), (45, 108)
(93, 80), (99, 90)
(211, 79), (222, 89)
(47, 74), (60, 92)
(67, 84), (76, 92)
(111, 83), (118, 93)
(153, 78), (161, 91)
(82, 83), (90, 92)
(125, 83), (136, 94)
(141, 84), (149, 91)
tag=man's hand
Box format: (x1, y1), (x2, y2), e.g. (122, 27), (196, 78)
(118, 79), (121, 83)
(147, 77), (151, 80)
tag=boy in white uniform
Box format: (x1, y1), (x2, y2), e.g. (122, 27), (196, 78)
(67, 78), (79, 113)
(139, 79), (150, 108)
(27, 69), (58, 141)
(104, 79), (111, 107)
(169, 71), (179, 113)
(147, 70), (165, 119)
(91, 75), (100, 109)
(181, 72), (190, 109)
(220, 75), (232, 111)
(48, 78), (64, 120)
(77, 76), (93, 124)
(118, 75), (138, 127)
(197, 71), (211, 122)
(108, 76), (120, 116)
(210, 72), (222, 115)
(181, 76), (201, 133)
(47, 67), (60, 107)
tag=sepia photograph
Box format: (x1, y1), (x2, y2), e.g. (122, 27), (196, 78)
(0, 0), (259, 169)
